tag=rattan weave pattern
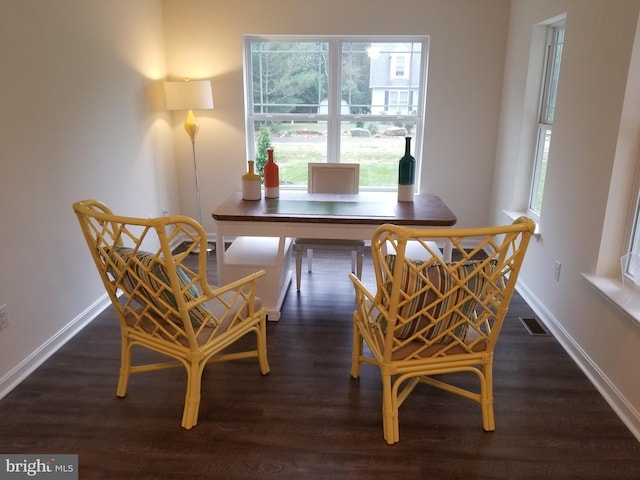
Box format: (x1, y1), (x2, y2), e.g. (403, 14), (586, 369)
(349, 217), (535, 443)
(73, 199), (270, 429)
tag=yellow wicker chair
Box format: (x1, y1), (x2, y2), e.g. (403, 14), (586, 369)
(73, 199), (270, 429)
(349, 217), (535, 444)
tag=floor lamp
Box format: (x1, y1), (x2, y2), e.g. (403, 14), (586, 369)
(164, 78), (214, 251)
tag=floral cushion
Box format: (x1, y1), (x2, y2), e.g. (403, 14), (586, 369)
(380, 255), (495, 343)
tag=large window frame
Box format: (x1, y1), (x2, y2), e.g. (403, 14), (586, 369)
(529, 22), (564, 217)
(243, 35), (429, 190)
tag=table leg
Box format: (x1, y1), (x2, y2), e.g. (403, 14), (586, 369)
(215, 228), (225, 283)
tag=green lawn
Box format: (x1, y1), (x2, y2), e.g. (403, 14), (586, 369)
(266, 134), (407, 187)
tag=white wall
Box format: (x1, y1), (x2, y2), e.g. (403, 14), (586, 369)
(492, 0), (640, 438)
(0, 0), (178, 394)
(161, 0), (511, 232)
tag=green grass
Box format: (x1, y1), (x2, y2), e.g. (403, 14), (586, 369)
(268, 135), (406, 187)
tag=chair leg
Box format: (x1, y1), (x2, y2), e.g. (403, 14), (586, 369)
(181, 361), (203, 429)
(295, 244), (303, 291)
(307, 248), (314, 272)
(256, 315), (271, 375)
(351, 319), (363, 379)
(382, 374), (399, 444)
(481, 361), (496, 431)
(116, 336), (132, 397)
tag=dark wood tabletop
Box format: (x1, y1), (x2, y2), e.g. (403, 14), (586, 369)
(212, 191), (457, 227)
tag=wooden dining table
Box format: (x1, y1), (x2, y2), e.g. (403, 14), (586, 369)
(211, 191), (457, 319)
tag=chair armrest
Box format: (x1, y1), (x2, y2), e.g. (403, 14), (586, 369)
(198, 270), (267, 333)
(348, 272), (375, 304)
(349, 273), (386, 360)
(206, 270), (266, 302)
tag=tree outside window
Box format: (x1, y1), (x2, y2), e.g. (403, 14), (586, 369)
(244, 36), (428, 189)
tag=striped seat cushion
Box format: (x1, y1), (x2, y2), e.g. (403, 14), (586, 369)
(110, 247), (213, 327)
(380, 255), (495, 343)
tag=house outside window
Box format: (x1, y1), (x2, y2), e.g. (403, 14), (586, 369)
(243, 36), (429, 189)
(529, 23), (564, 216)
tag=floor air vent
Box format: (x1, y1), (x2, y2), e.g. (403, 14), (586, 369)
(519, 317), (549, 336)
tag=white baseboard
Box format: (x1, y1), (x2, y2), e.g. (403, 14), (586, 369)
(0, 294), (112, 401)
(516, 280), (640, 443)
(0, 235), (201, 400)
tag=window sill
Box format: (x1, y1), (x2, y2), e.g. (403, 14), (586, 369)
(502, 210), (540, 235)
(582, 273), (640, 327)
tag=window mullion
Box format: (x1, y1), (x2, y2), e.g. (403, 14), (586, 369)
(326, 38), (341, 163)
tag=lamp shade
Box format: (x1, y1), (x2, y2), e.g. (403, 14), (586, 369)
(164, 79), (214, 111)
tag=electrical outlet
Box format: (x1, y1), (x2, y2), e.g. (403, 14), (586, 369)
(553, 261), (561, 281)
(0, 304), (9, 331)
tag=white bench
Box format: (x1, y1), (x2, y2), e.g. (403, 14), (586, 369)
(219, 236), (293, 320)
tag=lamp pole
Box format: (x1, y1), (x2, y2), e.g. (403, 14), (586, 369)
(164, 78), (214, 253)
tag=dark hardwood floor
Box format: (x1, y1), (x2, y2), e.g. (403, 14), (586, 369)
(1, 249), (639, 479)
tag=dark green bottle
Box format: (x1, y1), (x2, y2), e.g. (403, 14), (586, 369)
(398, 136), (415, 202)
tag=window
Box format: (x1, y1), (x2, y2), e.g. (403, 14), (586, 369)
(625, 193), (640, 279)
(243, 36), (429, 189)
(529, 23), (564, 216)
(388, 90), (410, 113)
(391, 55), (408, 78)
